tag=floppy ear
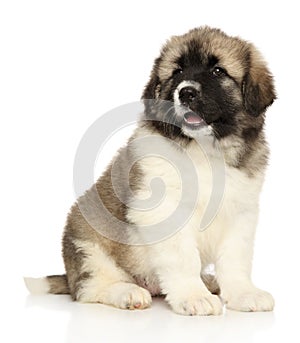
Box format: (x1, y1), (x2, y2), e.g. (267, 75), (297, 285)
(142, 57), (161, 100)
(242, 49), (276, 117)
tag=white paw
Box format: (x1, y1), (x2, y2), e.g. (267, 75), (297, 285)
(108, 282), (152, 310)
(225, 288), (274, 312)
(169, 293), (223, 316)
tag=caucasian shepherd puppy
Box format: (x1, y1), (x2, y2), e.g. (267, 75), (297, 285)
(25, 27), (276, 316)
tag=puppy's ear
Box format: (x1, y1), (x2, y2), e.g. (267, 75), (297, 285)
(242, 48), (276, 117)
(142, 57), (161, 100)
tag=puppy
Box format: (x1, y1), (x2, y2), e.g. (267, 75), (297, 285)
(25, 26), (276, 315)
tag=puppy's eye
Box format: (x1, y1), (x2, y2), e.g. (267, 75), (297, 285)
(173, 68), (183, 76)
(212, 67), (226, 77)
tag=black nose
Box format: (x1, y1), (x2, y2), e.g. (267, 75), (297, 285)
(179, 87), (198, 106)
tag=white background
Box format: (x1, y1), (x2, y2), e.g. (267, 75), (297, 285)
(1, 0), (299, 342)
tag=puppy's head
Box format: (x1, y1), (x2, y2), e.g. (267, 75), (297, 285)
(142, 27), (275, 142)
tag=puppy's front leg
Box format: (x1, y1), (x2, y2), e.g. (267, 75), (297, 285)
(150, 232), (222, 316)
(215, 211), (274, 312)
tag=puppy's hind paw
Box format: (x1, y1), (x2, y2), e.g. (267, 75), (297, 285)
(107, 282), (152, 310)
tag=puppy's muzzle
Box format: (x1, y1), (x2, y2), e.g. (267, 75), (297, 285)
(174, 80), (202, 107)
(179, 86), (198, 107)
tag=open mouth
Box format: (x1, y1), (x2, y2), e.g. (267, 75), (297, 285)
(183, 111), (207, 129)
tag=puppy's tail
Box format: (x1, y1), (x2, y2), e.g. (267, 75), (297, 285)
(24, 274), (70, 295)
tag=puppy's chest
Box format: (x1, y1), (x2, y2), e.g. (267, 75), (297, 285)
(127, 137), (260, 231)
(135, 141), (253, 208)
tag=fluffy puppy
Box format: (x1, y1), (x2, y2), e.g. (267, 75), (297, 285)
(25, 26), (276, 315)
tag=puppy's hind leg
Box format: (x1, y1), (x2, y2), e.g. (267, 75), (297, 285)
(65, 239), (152, 310)
(82, 281), (152, 310)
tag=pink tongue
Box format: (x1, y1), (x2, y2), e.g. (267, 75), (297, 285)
(183, 112), (203, 124)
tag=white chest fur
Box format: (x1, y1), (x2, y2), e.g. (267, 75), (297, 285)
(127, 127), (264, 250)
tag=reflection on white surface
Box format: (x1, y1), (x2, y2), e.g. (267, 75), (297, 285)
(25, 295), (275, 343)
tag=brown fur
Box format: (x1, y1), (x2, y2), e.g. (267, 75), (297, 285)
(142, 26), (275, 176)
(47, 275), (69, 294)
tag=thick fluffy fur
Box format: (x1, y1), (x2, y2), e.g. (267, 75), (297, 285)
(25, 27), (275, 315)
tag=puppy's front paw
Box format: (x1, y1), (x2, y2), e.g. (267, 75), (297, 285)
(226, 288), (274, 312)
(169, 293), (223, 316)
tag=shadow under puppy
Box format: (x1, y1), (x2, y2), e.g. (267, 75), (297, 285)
(25, 26), (276, 316)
